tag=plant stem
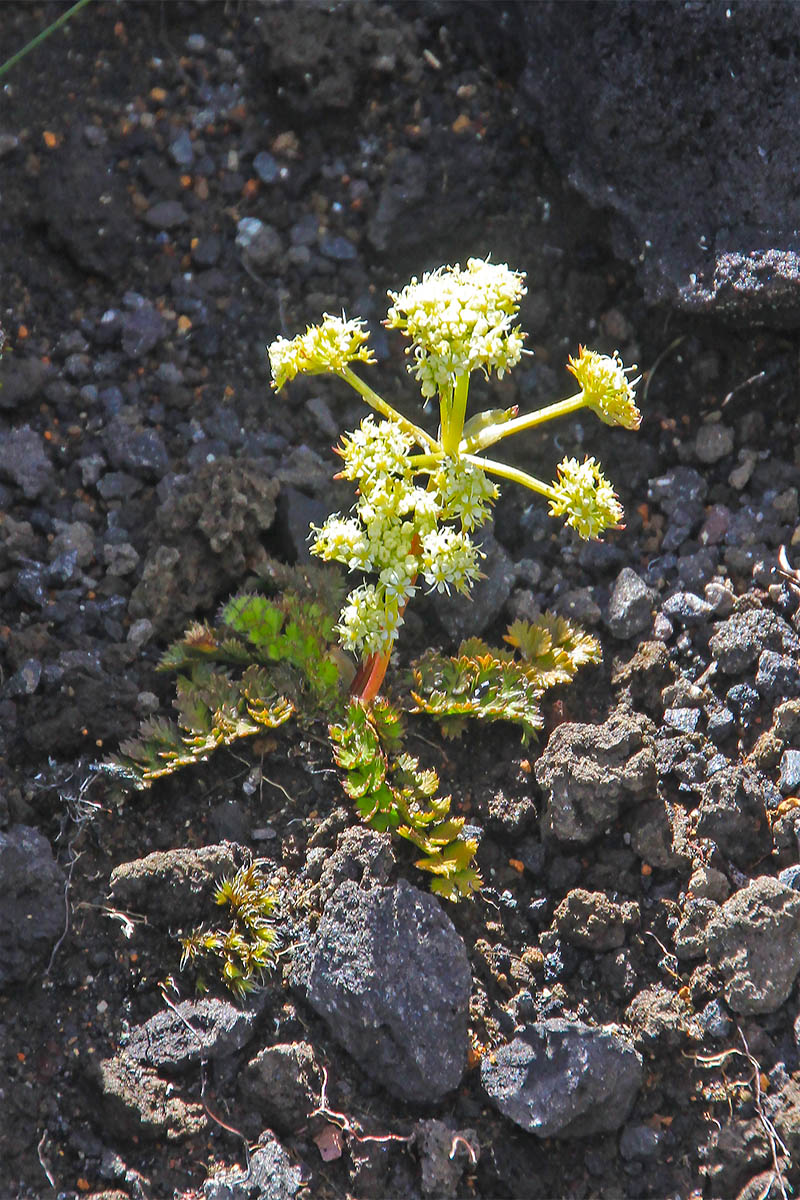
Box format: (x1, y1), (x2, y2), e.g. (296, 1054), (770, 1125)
(440, 373), (470, 457)
(339, 366), (437, 450)
(459, 391), (586, 454)
(463, 452), (558, 501)
(0, 0), (93, 81)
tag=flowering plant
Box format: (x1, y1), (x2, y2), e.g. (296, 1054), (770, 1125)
(269, 257), (640, 701)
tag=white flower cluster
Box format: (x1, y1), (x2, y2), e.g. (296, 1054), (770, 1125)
(386, 257), (527, 399)
(567, 346), (641, 430)
(268, 314), (374, 391)
(548, 456), (624, 540)
(310, 417), (497, 655)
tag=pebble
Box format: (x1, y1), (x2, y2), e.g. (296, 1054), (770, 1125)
(778, 749), (800, 794)
(661, 590), (714, 626)
(319, 233), (357, 260)
(755, 649), (800, 702)
(605, 567), (655, 639)
(142, 200), (189, 229)
(253, 150), (281, 183)
(694, 421), (734, 463)
(664, 706), (701, 733)
(168, 129), (195, 167)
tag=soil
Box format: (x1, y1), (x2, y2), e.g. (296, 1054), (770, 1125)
(1, 3), (799, 1200)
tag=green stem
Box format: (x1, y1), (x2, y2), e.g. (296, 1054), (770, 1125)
(0, 0), (93, 81)
(339, 366), (437, 450)
(440, 373), (470, 458)
(463, 452), (558, 502)
(460, 391), (586, 455)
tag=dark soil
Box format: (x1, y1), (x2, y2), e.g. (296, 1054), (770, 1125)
(1, 4), (799, 1200)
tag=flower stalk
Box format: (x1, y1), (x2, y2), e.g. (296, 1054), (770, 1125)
(268, 258), (641, 702)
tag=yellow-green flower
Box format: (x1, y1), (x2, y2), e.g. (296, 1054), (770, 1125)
(268, 314), (375, 391)
(567, 346), (641, 430)
(548, 456), (624, 539)
(385, 257), (527, 398)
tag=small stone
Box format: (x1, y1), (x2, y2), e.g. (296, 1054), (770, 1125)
(706, 876), (800, 1014)
(142, 200), (188, 229)
(755, 649), (800, 703)
(0, 427), (53, 498)
(688, 865), (730, 902)
(778, 750), (800, 795)
(664, 707), (701, 733)
(704, 579), (735, 615)
(168, 129), (194, 167)
(695, 422), (734, 463)
(553, 888), (638, 950)
(619, 1122), (661, 1160)
(253, 151), (281, 183)
(605, 567), (655, 639)
(319, 233), (357, 260)
(661, 590), (714, 626)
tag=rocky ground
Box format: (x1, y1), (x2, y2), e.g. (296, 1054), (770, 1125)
(1, 3), (800, 1199)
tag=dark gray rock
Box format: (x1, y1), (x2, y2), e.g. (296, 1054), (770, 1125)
(756, 649), (800, 703)
(779, 750), (800, 795)
(120, 301), (168, 359)
(619, 1122), (662, 1161)
(706, 876), (800, 1014)
(238, 1042), (321, 1136)
(142, 200), (188, 230)
(673, 897), (719, 961)
(0, 824), (65, 989)
(40, 133), (134, 277)
(481, 1020), (642, 1138)
(627, 798), (692, 870)
(552, 888), (638, 951)
(203, 1131), (307, 1200)
(0, 426), (53, 498)
(317, 826), (395, 905)
(535, 707), (656, 845)
(291, 878), (471, 1103)
(125, 998), (260, 1074)
(695, 422), (735, 464)
(0, 356), (48, 410)
(516, 2), (800, 326)
(709, 608), (799, 675)
(108, 844), (245, 927)
(414, 1118), (479, 1197)
(693, 764), (776, 867)
(661, 591), (714, 627)
(625, 984), (700, 1052)
(605, 567), (655, 639)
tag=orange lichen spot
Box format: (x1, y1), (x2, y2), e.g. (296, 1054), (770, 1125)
(641, 862), (653, 876)
(518, 758), (532, 774)
(17, 325), (28, 340)
(180, 174), (192, 189)
(177, 315), (192, 333)
(149, 87), (167, 103)
(76, 1179), (91, 1192)
(43, 131), (59, 149)
(451, 114), (473, 135)
(242, 178), (259, 199)
(508, 858), (525, 874)
(16, 1051), (25, 1062)
(223, 384), (235, 399)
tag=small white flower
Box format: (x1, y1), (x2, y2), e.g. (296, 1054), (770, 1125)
(386, 257), (527, 398)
